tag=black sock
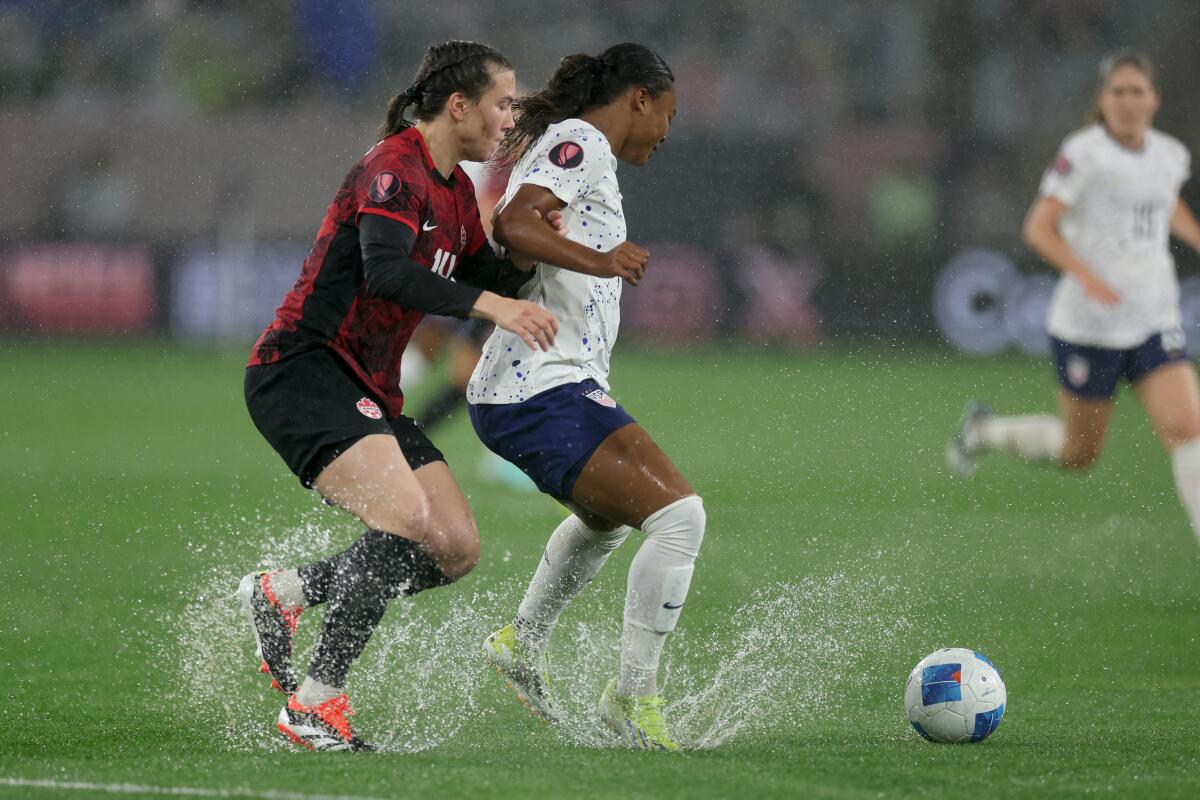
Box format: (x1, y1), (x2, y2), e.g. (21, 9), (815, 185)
(297, 529), (451, 606)
(415, 386), (465, 432)
(305, 530), (451, 687)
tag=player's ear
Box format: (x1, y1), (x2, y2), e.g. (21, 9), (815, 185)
(447, 91), (471, 122)
(631, 87), (650, 115)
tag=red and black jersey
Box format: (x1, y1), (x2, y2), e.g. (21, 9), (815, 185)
(249, 127), (490, 417)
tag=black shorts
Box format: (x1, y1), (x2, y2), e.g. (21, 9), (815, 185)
(244, 348), (444, 487)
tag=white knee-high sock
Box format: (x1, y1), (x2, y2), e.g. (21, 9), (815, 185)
(973, 415), (1064, 462)
(514, 515), (631, 654)
(618, 495), (706, 698)
(1171, 437), (1200, 548)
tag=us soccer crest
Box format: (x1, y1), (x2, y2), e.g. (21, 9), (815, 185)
(1066, 355), (1089, 388)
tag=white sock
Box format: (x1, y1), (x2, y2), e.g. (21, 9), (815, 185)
(618, 496), (705, 698)
(972, 415), (1064, 462)
(1171, 437), (1200, 548)
(514, 515), (631, 654)
(295, 676), (341, 706)
(265, 569), (308, 609)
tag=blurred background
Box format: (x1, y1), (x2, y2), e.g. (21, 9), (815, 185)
(2, 0), (1199, 354)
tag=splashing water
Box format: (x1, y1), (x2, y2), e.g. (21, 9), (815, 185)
(159, 518), (917, 752)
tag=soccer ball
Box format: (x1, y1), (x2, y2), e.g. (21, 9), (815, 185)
(904, 648), (1006, 743)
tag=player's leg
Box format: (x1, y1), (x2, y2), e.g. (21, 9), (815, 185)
(1055, 389), (1114, 469)
(484, 509), (631, 720)
(950, 339), (1120, 474)
(415, 322), (486, 431)
(1133, 360), (1200, 545)
(570, 424), (703, 751)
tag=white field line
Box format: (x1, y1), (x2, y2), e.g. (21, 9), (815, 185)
(0, 777), (393, 800)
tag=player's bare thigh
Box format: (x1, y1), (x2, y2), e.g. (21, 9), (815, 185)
(411, 460), (480, 579)
(1133, 361), (1200, 450)
(1056, 389), (1114, 469)
(569, 423), (695, 529)
(313, 434), (431, 542)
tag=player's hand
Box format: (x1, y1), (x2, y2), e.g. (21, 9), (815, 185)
(473, 293), (558, 351)
(594, 241), (649, 285)
(544, 209), (569, 237)
(1079, 272), (1120, 306)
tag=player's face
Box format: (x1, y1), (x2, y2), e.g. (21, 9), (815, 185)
(462, 68), (516, 162)
(623, 86), (676, 167)
(1098, 65), (1159, 141)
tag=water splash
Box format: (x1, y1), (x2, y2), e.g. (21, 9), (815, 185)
(158, 520), (917, 752)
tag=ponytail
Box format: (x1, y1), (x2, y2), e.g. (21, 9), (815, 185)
(378, 41), (512, 139)
(494, 43), (673, 168)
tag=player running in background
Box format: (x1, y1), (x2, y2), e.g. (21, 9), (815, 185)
(469, 44), (697, 751)
(949, 49), (1200, 546)
(237, 41), (561, 751)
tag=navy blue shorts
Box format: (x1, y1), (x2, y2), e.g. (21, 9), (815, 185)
(1052, 331), (1188, 399)
(468, 380), (636, 500)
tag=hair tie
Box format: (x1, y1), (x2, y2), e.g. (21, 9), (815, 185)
(401, 84), (422, 104)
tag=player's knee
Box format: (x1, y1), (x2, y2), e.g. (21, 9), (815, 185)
(642, 494), (706, 559)
(579, 519), (632, 552)
(365, 493), (433, 541)
(1060, 447), (1101, 470)
(1164, 420), (1200, 449)
(442, 527), (481, 581)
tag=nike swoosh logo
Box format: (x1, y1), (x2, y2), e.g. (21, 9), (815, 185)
(422, 221), (437, 231)
(662, 602), (684, 610)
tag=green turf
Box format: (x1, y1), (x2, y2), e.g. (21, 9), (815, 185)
(2, 341), (1198, 799)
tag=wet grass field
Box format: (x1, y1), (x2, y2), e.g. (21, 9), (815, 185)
(3, 341), (1198, 799)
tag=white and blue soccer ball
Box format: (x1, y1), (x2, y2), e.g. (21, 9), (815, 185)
(904, 648), (1006, 743)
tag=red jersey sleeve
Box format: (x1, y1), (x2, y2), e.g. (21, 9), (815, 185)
(356, 152), (427, 235)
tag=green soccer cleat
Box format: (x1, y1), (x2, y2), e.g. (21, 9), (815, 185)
(598, 678), (680, 752)
(482, 624), (559, 723)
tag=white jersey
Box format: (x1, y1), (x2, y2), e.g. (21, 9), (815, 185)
(1040, 124), (1191, 348)
(468, 119), (626, 404)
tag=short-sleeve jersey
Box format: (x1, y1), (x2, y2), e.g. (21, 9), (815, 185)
(1039, 124), (1191, 348)
(468, 119), (626, 404)
(249, 127), (489, 417)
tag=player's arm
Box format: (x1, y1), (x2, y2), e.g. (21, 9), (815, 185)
(1170, 198), (1200, 254)
(453, 209), (570, 297)
(494, 184), (649, 286)
(1022, 196), (1119, 306)
(452, 244), (534, 298)
(359, 214), (557, 350)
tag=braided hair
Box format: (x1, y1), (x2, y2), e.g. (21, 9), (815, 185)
(493, 43), (673, 168)
(379, 41), (513, 139)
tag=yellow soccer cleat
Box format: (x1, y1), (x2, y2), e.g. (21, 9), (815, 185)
(598, 678), (680, 752)
(482, 623), (559, 723)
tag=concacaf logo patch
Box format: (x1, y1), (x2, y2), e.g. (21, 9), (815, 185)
(548, 141), (584, 169)
(356, 397), (383, 419)
(368, 171), (401, 202)
(1052, 155), (1072, 176)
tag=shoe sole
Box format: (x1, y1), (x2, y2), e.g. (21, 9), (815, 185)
(481, 639), (555, 725)
(236, 573), (290, 694)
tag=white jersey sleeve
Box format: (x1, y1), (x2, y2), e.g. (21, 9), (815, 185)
(1039, 131), (1094, 207)
(516, 124), (611, 208)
